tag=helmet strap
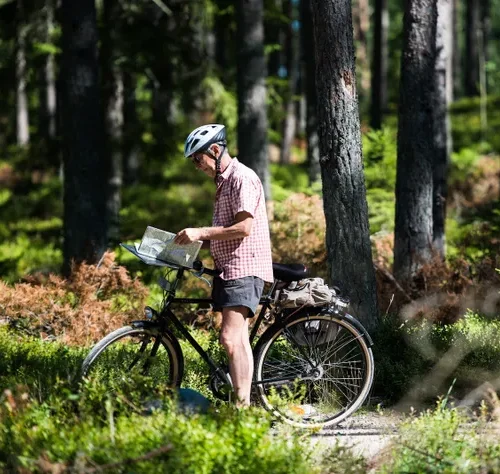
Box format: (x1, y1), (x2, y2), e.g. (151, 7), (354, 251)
(206, 143), (226, 184)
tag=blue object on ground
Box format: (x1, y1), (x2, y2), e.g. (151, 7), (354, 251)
(177, 388), (211, 414)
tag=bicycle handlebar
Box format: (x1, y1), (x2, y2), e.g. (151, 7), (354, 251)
(192, 260), (221, 278)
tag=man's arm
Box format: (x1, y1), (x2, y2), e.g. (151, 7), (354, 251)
(174, 211), (253, 245)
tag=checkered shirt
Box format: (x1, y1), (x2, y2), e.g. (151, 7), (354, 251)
(210, 158), (274, 283)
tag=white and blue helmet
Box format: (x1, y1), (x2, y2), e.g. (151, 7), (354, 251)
(184, 124), (226, 158)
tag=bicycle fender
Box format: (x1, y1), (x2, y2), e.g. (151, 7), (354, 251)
(276, 306), (374, 347)
(342, 313), (374, 347)
(130, 320), (161, 330)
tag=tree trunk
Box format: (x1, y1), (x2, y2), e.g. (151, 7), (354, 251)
(280, 0), (298, 165)
(370, 0), (389, 129)
(452, 0), (461, 98)
(465, 0), (480, 96)
(310, 0), (379, 331)
(393, 0), (437, 284)
(102, 0), (124, 244)
(236, 0), (270, 199)
(301, 0), (320, 185)
(38, 0), (57, 145)
(432, 0), (453, 259)
(352, 0), (370, 110)
(122, 71), (141, 186)
(61, 0), (108, 275)
(16, 0), (29, 146)
(266, 0), (283, 78)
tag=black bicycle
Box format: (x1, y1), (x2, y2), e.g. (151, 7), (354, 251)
(81, 243), (375, 429)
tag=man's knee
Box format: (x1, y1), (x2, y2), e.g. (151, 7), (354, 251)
(220, 306), (249, 352)
(219, 329), (237, 353)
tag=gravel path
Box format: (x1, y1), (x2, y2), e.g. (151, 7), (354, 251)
(311, 411), (403, 459)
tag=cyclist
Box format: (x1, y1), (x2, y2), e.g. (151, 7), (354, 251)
(174, 124), (273, 407)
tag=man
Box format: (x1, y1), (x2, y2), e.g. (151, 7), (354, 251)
(174, 124), (273, 406)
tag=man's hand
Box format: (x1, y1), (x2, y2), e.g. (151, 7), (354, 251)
(174, 228), (203, 245)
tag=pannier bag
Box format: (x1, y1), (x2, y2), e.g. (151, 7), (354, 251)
(287, 319), (340, 346)
(276, 277), (345, 309)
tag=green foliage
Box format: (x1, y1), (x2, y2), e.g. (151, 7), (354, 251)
(381, 403), (500, 473)
(0, 328), (326, 474)
(270, 162), (313, 201)
(0, 233), (62, 282)
(200, 77), (237, 142)
(373, 312), (500, 404)
(362, 127), (398, 233)
(446, 198), (500, 262)
(450, 96), (500, 152)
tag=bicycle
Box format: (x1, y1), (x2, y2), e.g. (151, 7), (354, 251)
(81, 243), (375, 429)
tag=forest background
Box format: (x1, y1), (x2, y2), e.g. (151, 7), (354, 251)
(0, 0), (500, 471)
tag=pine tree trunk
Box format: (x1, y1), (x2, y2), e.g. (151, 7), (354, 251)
(236, 0), (270, 198)
(266, 0), (283, 78)
(465, 0), (480, 96)
(432, 0), (453, 259)
(452, 0), (461, 98)
(310, 0), (379, 331)
(38, 0), (57, 144)
(280, 0), (297, 165)
(122, 71), (140, 186)
(301, 0), (320, 185)
(393, 0), (437, 284)
(61, 0), (108, 275)
(102, 0), (124, 244)
(370, 0), (389, 129)
(16, 0), (29, 146)
(352, 0), (370, 109)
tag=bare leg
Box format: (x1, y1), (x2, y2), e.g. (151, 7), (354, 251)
(220, 306), (253, 406)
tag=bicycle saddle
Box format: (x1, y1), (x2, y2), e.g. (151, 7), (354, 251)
(272, 263), (309, 282)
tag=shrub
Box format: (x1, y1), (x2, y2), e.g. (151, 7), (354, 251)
(270, 193), (327, 278)
(0, 385), (318, 474)
(378, 401), (500, 473)
(0, 252), (148, 346)
(372, 311), (500, 406)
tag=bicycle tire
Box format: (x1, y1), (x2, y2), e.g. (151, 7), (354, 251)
(81, 325), (184, 392)
(254, 311), (374, 429)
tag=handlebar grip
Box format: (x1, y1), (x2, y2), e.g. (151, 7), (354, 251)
(193, 260), (221, 277)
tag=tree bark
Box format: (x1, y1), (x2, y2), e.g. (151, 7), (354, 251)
(16, 0), (29, 146)
(38, 0), (57, 144)
(280, 0), (298, 165)
(465, 0), (480, 96)
(61, 0), (108, 275)
(432, 0), (453, 258)
(352, 0), (370, 109)
(452, 0), (461, 98)
(122, 71), (141, 186)
(236, 0), (270, 199)
(370, 0), (389, 129)
(310, 0), (379, 331)
(393, 0), (437, 284)
(102, 0), (124, 244)
(301, 0), (320, 185)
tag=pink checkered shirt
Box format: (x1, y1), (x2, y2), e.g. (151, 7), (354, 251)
(210, 158), (274, 283)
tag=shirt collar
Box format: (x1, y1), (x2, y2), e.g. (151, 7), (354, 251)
(216, 157), (238, 186)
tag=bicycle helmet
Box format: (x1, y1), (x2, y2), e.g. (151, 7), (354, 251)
(184, 124), (226, 158)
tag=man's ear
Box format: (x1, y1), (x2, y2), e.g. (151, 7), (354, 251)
(211, 144), (220, 158)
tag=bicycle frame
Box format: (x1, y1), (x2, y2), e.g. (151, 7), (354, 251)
(146, 266), (281, 384)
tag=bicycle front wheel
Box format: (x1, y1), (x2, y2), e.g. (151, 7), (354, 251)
(81, 325), (184, 392)
(254, 312), (374, 429)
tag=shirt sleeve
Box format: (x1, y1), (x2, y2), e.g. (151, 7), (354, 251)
(232, 175), (261, 218)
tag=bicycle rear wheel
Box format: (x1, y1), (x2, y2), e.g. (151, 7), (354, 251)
(254, 312), (374, 429)
(81, 325), (184, 392)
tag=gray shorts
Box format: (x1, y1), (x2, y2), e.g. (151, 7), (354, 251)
(211, 276), (265, 317)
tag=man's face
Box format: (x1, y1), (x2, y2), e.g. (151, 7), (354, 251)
(190, 147), (216, 178)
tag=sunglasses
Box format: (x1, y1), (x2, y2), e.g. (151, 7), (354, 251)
(191, 154), (203, 165)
